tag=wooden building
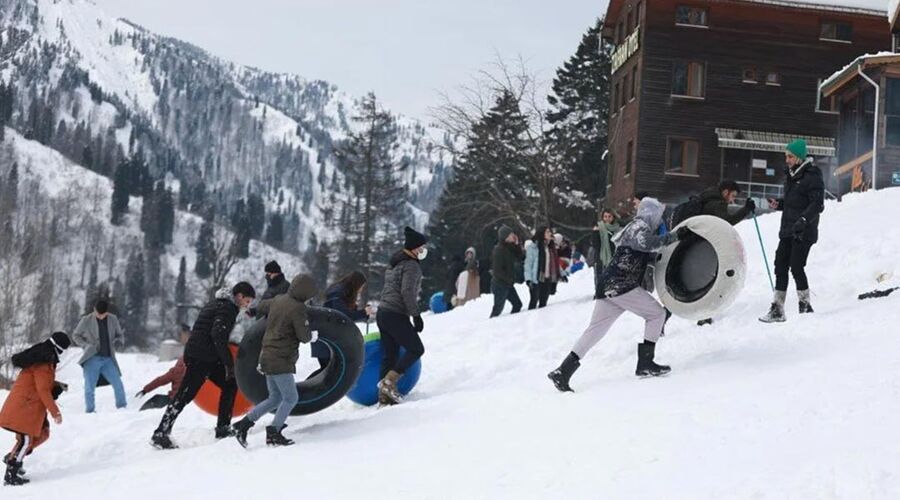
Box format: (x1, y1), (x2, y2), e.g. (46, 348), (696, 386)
(602, 0), (890, 212)
(819, 4), (900, 193)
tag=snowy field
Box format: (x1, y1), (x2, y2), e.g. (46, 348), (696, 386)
(2, 190), (900, 499)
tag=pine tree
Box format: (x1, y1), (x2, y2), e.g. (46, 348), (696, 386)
(124, 251), (147, 345)
(175, 256), (188, 325)
(195, 216), (215, 279)
(159, 186), (175, 245)
(231, 199), (251, 258)
(266, 212), (284, 248)
(111, 160), (130, 225)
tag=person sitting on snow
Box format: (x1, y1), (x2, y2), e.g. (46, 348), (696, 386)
(548, 198), (690, 392)
(232, 274), (318, 448)
(0, 332), (71, 486)
(150, 282), (256, 450)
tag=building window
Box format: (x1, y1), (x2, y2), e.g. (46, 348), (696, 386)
(765, 71), (781, 86)
(622, 74), (630, 108)
(627, 11), (634, 34)
(816, 78), (838, 113)
(672, 61), (705, 98)
(626, 140), (634, 176)
(630, 66), (638, 100)
(666, 138), (700, 175)
(675, 6), (708, 27)
(886, 78), (900, 146)
(742, 67), (758, 83)
(606, 151), (615, 187)
(613, 82), (619, 113)
(820, 21), (852, 42)
(618, 21), (625, 44)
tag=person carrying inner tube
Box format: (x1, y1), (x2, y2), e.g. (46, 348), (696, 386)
(0, 332), (71, 486)
(376, 226), (428, 405)
(310, 271), (374, 379)
(232, 274), (318, 448)
(548, 198), (690, 392)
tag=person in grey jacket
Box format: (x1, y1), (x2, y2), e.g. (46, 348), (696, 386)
(375, 226), (428, 405)
(72, 300), (127, 413)
(548, 198), (689, 392)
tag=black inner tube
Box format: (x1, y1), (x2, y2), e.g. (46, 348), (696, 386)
(665, 235), (719, 303)
(235, 307), (364, 416)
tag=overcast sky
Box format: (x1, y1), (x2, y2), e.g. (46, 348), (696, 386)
(93, 0), (605, 121)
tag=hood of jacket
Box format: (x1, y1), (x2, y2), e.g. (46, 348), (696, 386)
(788, 157), (816, 178)
(389, 249), (417, 268)
(699, 186), (724, 204)
(635, 197), (665, 230)
(214, 286), (232, 301)
(288, 274), (318, 302)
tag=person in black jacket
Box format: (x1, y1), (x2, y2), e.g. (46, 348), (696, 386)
(262, 261), (290, 300)
(310, 271), (374, 378)
(151, 282), (256, 450)
(490, 226), (524, 318)
(760, 139), (825, 323)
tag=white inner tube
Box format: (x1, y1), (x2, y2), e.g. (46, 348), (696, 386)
(654, 215), (747, 320)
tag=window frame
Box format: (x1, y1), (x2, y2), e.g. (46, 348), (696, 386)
(612, 81), (620, 116)
(671, 60), (706, 99)
(625, 139), (634, 177)
(630, 65), (638, 101)
(815, 78), (839, 114)
(742, 67), (758, 84)
(622, 74), (630, 109)
(665, 137), (701, 176)
(819, 20), (853, 43)
(675, 5), (709, 28)
(765, 71), (782, 86)
(885, 78), (900, 148)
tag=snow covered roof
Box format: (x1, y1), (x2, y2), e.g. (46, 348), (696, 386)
(715, 128), (836, 156)
(736, 0), (886, 15)
(890, 0), (900, 28)
(820, 52), (900, 96)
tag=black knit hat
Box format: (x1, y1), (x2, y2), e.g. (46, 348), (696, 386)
(404, 226), (428, 250)
(232, 281), (257, 298)
(264, 260), (282, 274)
(95, 300), (109, 314)
(51, 331), (71, 351)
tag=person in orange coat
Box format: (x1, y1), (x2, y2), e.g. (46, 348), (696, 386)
(0, 332), (71, 486)
(135, 357), (186, 411)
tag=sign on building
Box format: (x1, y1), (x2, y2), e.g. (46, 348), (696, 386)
(611, 27), (640, 74)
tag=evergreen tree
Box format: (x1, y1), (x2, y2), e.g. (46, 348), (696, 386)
(159, 186), (175, 245)
(175, 256), (188, 325)
(110, 160), (130, 225)
(195, 216), (215, 279)
(266, 212), (284, 249)
(231, 199), (251, 258)
(124, 251), (147, 344)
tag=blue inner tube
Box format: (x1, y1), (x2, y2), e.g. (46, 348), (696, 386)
(235, 307), (365, 416)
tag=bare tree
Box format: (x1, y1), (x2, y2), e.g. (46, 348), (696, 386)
(204, 226), (239, 298)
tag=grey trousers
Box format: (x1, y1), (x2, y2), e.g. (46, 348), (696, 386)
(571, 288), (666, 358)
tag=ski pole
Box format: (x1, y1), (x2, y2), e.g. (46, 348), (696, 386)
(752, 211), (775, 292)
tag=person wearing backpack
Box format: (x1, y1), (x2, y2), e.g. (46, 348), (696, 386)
(760, 139), (824, 323)
(0, 332), (71, 486)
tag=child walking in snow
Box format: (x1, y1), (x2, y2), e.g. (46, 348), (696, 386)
(548, 198), (688, 392)
(232, 274), (319, 448)
(0, 332), (71, 486)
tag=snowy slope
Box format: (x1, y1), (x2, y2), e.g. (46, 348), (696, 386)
(2, 189), (899, 498)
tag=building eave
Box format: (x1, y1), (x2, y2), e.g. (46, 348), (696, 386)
(820, 52), (900, 97)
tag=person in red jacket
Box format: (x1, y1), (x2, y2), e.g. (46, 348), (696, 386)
(135, 357), (187, 411)
(0, 332), (71, 486)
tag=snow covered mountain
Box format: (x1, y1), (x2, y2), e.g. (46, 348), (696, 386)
(0, 0), (453, 255)
(1, 188), (898, 498)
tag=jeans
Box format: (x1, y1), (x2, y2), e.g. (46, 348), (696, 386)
(83, 355), (127, 412)
(376, 310), (425, 377)
(490, 282), (522, 318)
(245, 373), (299, 429)
(154, 357), (237, 435)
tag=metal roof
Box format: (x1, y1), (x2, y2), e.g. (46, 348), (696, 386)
(715, 128), (836, 156)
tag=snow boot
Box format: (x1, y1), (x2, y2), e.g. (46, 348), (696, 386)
(150, 431), (178, 450)
(232, 418), (254, 449)
(697, 318), (714, 326)
(265, 425), (294, 447)
(214, 425), (234, 439)
(3, 460), (28, 486)
(2, 454), (25, 478)
(759, 290), (787, 323)
(798, 289), (814, 314)
(377, 370), (403, 406)
(635, 341), (671, 377)
(547, 352), (580, 392)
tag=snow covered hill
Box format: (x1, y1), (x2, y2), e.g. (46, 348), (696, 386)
(2, 189), (899, 499)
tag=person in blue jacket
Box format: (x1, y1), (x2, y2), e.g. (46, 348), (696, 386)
(309, 271), (374, 378)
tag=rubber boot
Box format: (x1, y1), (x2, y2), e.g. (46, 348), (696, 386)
(2, 454), (25, 478)
(150, 431), (178, 450)
(232, 418), (255, 449)
(798, 289), (814, 314)
(377, 370), (403, 406)
(759, 290), (787, 323)
(635, 341), (671, 377)
(214, 425), (234, 439)
(265, 425), (295, 447)
(3, 459), (28, 486)
(547, 352), (580, 392)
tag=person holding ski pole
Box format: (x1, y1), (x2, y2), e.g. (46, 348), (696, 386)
(548, 198), (690, 392)
(759, 139), (824, 323)
(232, 274), (318, 448)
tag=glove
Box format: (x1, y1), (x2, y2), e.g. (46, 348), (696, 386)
(413, 315), (424, 333)
(745, 198), (756, 213)
(792, 217), (807, 241)
(676, 226), (694, 241)
(135, 390), (145, 399)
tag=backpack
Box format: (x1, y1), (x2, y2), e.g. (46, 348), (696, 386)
(668, 195), (703, 228)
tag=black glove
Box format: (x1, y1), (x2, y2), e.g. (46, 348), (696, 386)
(676, 226), (694, 241)
(413, 315), (424, 333)
(135, 390), (145, 399)
(745, 198), (756, 213)
(792, 217), (807, 241)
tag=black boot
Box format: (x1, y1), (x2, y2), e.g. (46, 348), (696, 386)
(4, 460), (29, 486)
(2, 454), (25, 478)
(635, 341), (671, 377)
(547, 352), (580, 392)
(697, 318), (713, 326)
(266, 425), (295, 447)
(214, 425), (234, 439)
(150, 431), (178, 450)
(232, 418), (254, 449)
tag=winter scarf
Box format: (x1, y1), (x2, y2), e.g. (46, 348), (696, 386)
(597, 222), (621, 267)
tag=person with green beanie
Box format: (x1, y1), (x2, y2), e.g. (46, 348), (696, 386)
(760, 139), (824, 323)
